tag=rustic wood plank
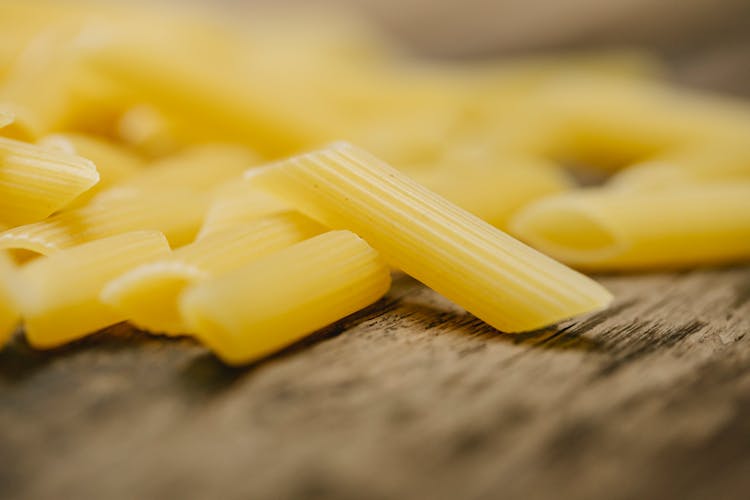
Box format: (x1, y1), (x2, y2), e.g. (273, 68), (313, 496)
(1, 266), (748, 499)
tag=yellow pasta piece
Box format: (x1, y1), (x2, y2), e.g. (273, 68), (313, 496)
(39, 133), (143, 183)
(509, 184), (750, 270)
(0, 252), (20, 347)
(535, 77), (750, 170)
(18, 230), (171, 349)
(84, 28), (338, 157)
(341, 50), (664, 160)
(116, 105), (185, 158)
(347, 109), (464, 166)
(0, 29), (72, 140)
(251, 142), (612, 333)
(609, 142), (750, 191)
(197, 179), (291, 239)
(0, 25), (128, 141)
(180, 230), (391, 365)
(0, 190), (207, 257)
(404, 157), (572, 229)
(0, 1), (88, 76)
(110, 144), (258, 195)
(102, 212), (324, 335)
(0, 136), (99, 226)
(0, 109), (13, 128)
(38, 133), (144, 205)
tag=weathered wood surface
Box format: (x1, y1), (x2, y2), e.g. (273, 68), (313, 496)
(1, 266), (749, 499)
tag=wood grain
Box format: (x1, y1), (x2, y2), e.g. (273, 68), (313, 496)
(1, 266), (749, 499)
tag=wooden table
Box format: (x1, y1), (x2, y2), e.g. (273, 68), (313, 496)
(1, 265), (749, 499)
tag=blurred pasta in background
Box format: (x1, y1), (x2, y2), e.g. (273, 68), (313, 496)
(0, 0), (748, 362)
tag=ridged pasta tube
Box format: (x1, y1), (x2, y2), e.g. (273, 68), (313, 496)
(102, 213), (324, 335)
(38, 132), (144, 206)
(0, 189), (207, 257)
(180, 230), (391, 365)
(18, 230), (171, 348)
(510, 184), (750, 270)
(251, 142), (612, 333)
(0, 136), (99, 226)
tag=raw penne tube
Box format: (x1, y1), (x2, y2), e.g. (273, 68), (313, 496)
(251, 142), (612, 333)
(180, 230), (391, 365)
(197, 179), (291, 239)
(536, 77), (750, 170)
(0, 136), (99, 226)
(608, 142), (750, 191)
(38, 133), (144, 205)
(18, 231), (171, 349)
(102, 212), (324, 335)
(84, 31), (337, 156)
(0, 252), (20, 346)
(111, 144), (258, 195)
(404, 157), (572, 229)
(39, 133), (143, 184)
(0, 29), (73, 140)
(0, 25), (127, 141)
(509, 184), (750, 270)
(0, 190), (207, 257)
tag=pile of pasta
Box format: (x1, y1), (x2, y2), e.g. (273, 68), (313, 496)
(0, 1), (748, 364)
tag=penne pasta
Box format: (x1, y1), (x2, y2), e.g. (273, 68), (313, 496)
(18, 230), (171, 349)
(0, 136), (99, 226)
(0, 28), (73, 141)
(110, 144), (258, 195)
(102, 212), (325, 335)
(403, 157), (572, 229)
(0, 189), (207, 258)
(535, 77), (750, 170)
(509, 183), (750, 270)
(0, 252), (20, 346)
(39, 132), (143, 181)
(608, 141), (750, 191)
(197, 179), (291, 239)
(180, 230), (391, 365)
(251, 142), (612, 333)
(0, 24), (128, 141)
(38, 132), (144, 205)
(83, 28), (338, 157)
(347, 109), (463, 166)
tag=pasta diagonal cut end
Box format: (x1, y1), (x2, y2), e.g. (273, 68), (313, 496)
(510, 197), (629, 266)
(252, 141), (613, 333)
(102, 261), (205, 336)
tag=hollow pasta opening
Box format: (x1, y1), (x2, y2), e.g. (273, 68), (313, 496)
(511, 203), (624, 264)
